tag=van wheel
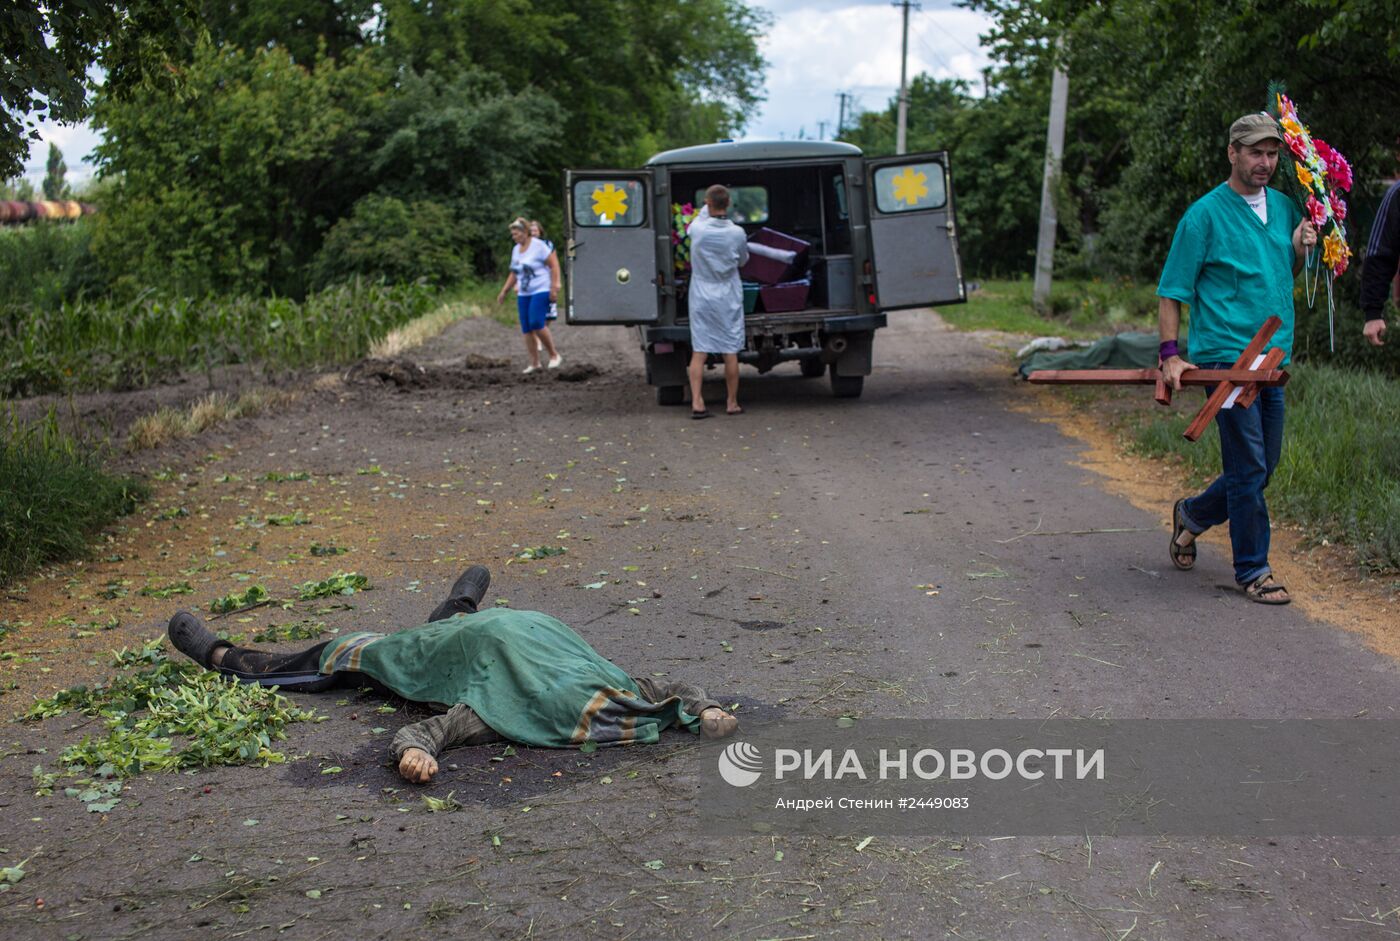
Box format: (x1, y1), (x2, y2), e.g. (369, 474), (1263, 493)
(829, 368), (864, 398)
(657, 385), (685, 406)
(800, 357), (825, 378)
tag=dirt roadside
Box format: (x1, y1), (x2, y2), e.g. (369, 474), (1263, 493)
(2, 310), (1399, 941)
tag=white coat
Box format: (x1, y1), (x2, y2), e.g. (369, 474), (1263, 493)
(686, 206), (750, 354)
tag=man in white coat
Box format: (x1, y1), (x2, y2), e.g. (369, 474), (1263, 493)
(686, 184), (750, 417)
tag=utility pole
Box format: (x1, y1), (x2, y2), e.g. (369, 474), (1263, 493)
(1032, 37), (1069, 313)
(893, 1), (919, 155)
(835, 91), (852, 138)
(817, 120), (829, 141)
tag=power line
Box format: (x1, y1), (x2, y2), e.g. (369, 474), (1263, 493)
(835, 90), (853, 138)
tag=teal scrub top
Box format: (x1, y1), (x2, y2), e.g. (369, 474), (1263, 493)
(1157, 183), (1302, 365)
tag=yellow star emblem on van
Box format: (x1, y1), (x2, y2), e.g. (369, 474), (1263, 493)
(591, 184), (629, 220)
(891, 166), (928, 206)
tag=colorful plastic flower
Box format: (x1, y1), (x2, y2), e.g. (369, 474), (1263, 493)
(1294, 163), (1313, 188)
(1305, 194), (1328, 226)
(1329, 193), (1347, 222)
(1315, 140), (1353, 192)
(1287, 134), (1310, 162)
(1322, 229), (1350, 277)
(1280, 116), (1303, 136)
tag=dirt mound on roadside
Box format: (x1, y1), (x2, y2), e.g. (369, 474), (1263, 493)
(344, 357), (429, 388)
(463, 353), (512, 370)
(553, 362), (601, 382)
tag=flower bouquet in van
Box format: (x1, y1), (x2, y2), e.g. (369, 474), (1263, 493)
(1267, 84), (1353, 346)
(671, 202), (699, 272)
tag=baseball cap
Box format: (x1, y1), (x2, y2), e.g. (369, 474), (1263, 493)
(1230, 113), (1283, 146)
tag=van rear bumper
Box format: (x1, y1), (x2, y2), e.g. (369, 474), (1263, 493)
(642, 312), (886, 346)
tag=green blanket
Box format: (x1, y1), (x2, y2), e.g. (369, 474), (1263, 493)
(1018, 331), (1185, 378)
(318, 609), (701, 747)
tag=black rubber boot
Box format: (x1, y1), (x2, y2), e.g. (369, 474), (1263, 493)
(167, 610), (229, 668)
(426, 565), (491, 622)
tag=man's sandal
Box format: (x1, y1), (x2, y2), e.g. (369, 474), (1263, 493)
(1243, 574), (1291, 605)
(1169, 499), (1197, 571)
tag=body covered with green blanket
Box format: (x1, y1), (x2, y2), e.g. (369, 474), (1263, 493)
(319, 609), (703, 747)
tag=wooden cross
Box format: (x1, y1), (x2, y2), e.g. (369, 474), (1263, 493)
(1026, 316), (1288, 442)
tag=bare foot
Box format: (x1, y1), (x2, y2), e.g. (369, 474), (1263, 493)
(700, 707), (738, 739)
(398, 747), (439, 783)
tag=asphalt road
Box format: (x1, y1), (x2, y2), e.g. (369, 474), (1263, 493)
(3, 309), (1398, 940)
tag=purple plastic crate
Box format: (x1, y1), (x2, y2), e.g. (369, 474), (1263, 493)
(739, 227), (810, 285)
(758, 278), (811, 313)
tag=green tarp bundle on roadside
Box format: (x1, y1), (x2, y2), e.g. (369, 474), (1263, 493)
(1017, 331), (1183, 378)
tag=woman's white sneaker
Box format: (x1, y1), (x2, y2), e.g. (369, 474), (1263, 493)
(547, 354), (564, 369)
(522, 365), (539, 375)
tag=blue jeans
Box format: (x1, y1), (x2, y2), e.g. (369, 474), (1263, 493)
(1177, 363), (1285, 585)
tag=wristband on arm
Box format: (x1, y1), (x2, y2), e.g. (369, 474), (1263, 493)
(1159, 339), (1180, 360)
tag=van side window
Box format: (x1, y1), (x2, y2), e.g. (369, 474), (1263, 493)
(573, 180), (647, 227)
(692, 185), (769, 224)
(832, 174), (849, 220)
(872, 162), (947, 214)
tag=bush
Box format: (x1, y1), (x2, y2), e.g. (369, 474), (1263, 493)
(312, 195), (469, 290)
(0, 411), (147, 585)
(0, 222), (107, 310)
(1292, 295), (1400, 379)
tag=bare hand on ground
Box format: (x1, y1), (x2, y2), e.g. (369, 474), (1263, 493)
(700, 707), (739, 739)
(1161, 355), (1195, 391)
(1364, 319), (1387, 346)
(399, 747), (439, 783)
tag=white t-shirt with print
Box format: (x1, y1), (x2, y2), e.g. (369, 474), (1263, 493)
(510, 238), (554, 296)
(1242, 189), (1267, 224)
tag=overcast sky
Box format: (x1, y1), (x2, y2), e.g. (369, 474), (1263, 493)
(17, 0), (994, 184)
(747, 0), (993, 141)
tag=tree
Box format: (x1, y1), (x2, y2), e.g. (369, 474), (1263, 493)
(376, 0), (770, 168)
(1, 176), (36, 200)
(42, 143), (70, 200)
(199, 0), (375, 66)
(91, 41), (390, 298)
(0, 0), (202, 180)
(966, 0), (1400, 277)
(358, 67), (562, 276)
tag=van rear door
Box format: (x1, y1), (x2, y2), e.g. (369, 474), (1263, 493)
(564, 171), (659, 324)
(863, 152), (965, 309)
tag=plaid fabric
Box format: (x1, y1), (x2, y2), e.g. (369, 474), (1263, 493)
(319, 632), (384, 674)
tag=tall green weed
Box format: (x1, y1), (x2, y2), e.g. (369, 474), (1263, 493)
(1, 279), (436, 396)
(1129, 364), (1400, 572)
(0, 222), (107, 311)
(0, 411), (147, 585)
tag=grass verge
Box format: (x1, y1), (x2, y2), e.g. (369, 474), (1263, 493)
(1, 278), (438, 397)
(958, 276), (1399, 572)
(1, 411), (147, 585)
(938, 278), (1158, 338)
(1126, 364), (1400, 573)
(127, 388), (300, 451)
(369, 291), (488, 358)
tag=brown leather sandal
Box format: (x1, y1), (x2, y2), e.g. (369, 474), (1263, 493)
(1243, 573), (1290, 605)
(1169, 499), (1197, 571)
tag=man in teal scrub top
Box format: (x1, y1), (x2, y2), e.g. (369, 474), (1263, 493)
(1157, 112), (1317, 604)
